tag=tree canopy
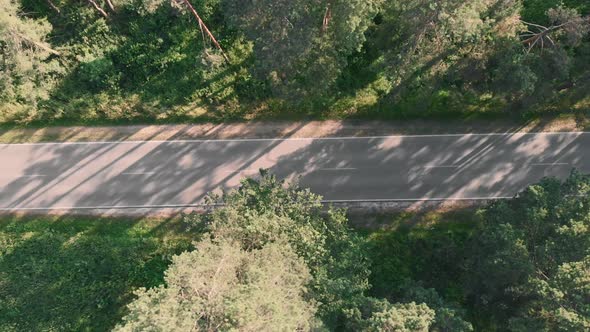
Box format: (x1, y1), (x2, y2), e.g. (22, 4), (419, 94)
(119, 171), (461, 331)
(116, 239), (316, 331)
(0, 0), (62, 120)
(116, 171), (590, 331)
(2, 171), (589, 330)
(1, 0), (589, 123)
(468, 171), (590, 330)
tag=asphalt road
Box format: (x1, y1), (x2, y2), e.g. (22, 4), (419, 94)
(1, 132), (589, 211)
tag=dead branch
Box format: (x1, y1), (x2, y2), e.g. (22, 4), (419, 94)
(105, 0), (116, 13)
(322, 4), (332, 33)
(180, 0), (230, 63)
(521, 16), (590, 52)
(13, 31), (60, 56)
(521, 21), (563, 48)
(46, 0), (60, 14)
(87, 0), (108, 19)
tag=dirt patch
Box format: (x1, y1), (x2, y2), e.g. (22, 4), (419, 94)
(0, 115), (587, 143)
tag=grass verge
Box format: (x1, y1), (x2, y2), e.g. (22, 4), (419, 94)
(0, 215), (193, 332)
(0, 112), (589, 144)
(357, 208), (479, 304)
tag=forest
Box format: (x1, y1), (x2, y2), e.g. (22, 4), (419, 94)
(1, 0), (589, 125)
(1, 171), (589, 331)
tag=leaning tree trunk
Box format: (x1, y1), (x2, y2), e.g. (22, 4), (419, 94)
(46, 0), (60, 14)
(104, 0), (116, 13)
(87, 0), (108, 18)
(180, 0), (230, 63)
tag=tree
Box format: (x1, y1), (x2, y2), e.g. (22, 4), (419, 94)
(186, 170), (373, 329)
(222, 0), (382, 97)
(467, 171), (590, 330)
(373, 0), (524, 107)
(116, 239), (317, 331)
(183, 170), (448, 330)
(513, 5), (590, 106)
(0, 0), (62, 121)
(180, 0), (229, 63)
(510, 256), (590, 331)
(401, 285), (473, 332)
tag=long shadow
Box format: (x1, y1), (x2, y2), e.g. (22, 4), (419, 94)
(0, 123), (308, 211)
(0, 128), (168, 209)
(0, 143), (117, 208)
(66, 123), (307, 208)
(264, 129), (590, 209)
(2, 123), (589, 332)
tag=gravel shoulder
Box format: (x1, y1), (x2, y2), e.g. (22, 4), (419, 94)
(1, 115), (589, 143)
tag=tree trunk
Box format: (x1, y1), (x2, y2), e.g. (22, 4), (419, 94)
(105, 0), (116, 13)
(14, 32), (60, 56)
(322, 4), (332, 33)
(46, 0), (60, 14)
(87, 0), (108, 18)
(180, 0), (230, 63)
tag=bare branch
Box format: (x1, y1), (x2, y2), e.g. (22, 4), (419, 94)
(521, 20), (548, 31)
(12, 31), (60, 56)
(87, 0), (108, 19)
(105, 0), (116, 13)
(521, 16), (590, 50)
(46, 0), (60, 14)
(180, 0), (229, 63)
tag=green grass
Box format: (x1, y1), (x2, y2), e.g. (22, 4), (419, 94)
(359, 208), (480, 304)
(0, 215), (193, 332)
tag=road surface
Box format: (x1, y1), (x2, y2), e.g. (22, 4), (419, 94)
(1, 132), (589, 211)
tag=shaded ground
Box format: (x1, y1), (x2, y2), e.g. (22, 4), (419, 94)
(0, 215), (192, 331)
(359, 208), (478, 308)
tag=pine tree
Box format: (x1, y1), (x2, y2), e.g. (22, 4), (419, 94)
(0, 0), (62, 121)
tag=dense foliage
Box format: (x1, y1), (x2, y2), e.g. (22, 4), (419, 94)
(467, 171), (590, 330)
(117, 171), (590, 331)
(1, 0), (589, 124)
(134, 171), (465, 330)
(368, 171), (590, 331)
